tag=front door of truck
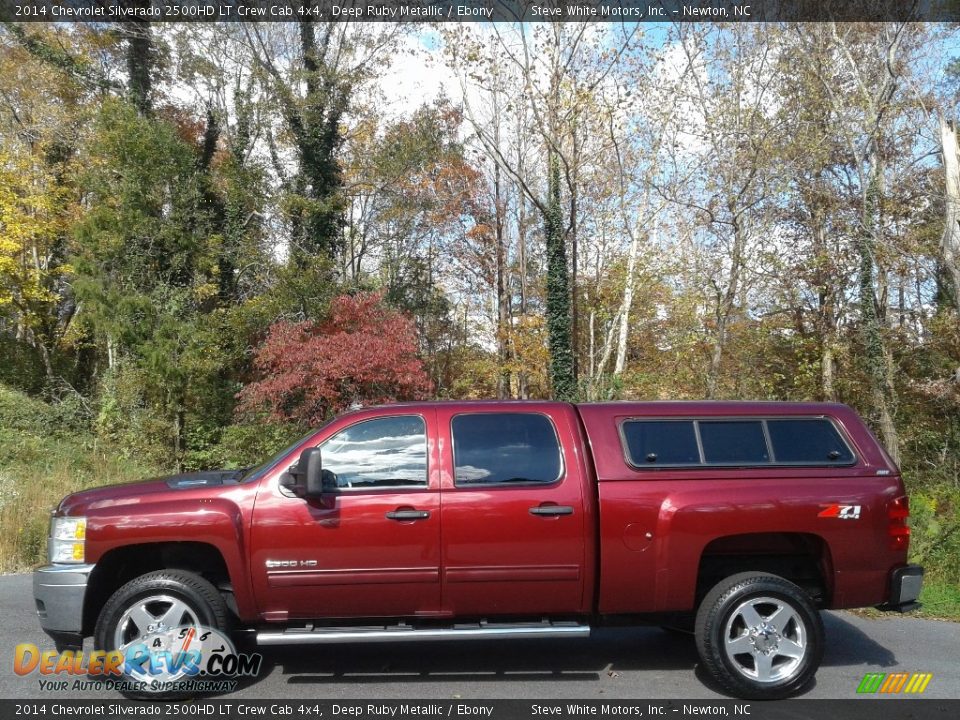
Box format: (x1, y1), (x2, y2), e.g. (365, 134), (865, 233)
(437, 406), (588, 616)
(249, 410), (441, 620)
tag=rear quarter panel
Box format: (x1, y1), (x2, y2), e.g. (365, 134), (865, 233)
(577, 402), (906, 614)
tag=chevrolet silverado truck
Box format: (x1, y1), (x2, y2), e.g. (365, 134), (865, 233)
(34, 401), (922, 699)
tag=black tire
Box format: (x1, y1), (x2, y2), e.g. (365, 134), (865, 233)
(94, 570), (230, 700)
(694, 572), (824, 700)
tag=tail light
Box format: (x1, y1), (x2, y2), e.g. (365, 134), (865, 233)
(888, 496), (910, 551)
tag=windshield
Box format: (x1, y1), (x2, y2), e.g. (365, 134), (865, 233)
(239, 425), (327, 484)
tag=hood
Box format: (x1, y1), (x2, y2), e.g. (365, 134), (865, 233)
(56, 468), (246, 515)
(162, 469), (248, 489)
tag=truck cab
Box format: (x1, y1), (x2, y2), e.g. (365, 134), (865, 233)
(249, 402), (594, 622)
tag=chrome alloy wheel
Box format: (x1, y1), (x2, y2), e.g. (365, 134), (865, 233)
(113, 593), (201, 650)
(722, 595), (807, 683)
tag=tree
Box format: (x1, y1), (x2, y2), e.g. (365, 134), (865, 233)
(238, 292), (432, 425)
(445, 24), (644, 399)
(796, 22), (923, 463)
(0, 152), (72, 383)
(667, 25), (786, 399)
(72, 100), (232, 468)
(940, 115), (960, 312)
(244, 20), (400, 264)
(545, 154), (575, 401)
(775, 26), (857, 401)
(0, 25), (96, 391)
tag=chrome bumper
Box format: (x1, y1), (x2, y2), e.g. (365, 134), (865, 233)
(33, 563), (94, 649)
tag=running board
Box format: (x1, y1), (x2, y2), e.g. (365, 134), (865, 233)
(256, 620), (591, 646)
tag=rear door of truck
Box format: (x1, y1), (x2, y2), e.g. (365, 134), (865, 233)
(436, 403), (592, 616)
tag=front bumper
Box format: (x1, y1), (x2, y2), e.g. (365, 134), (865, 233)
(33, 563), (94, 650)
(876, 563), (924, 613)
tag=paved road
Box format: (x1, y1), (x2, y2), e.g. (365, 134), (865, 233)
(2, 573), (957, 700)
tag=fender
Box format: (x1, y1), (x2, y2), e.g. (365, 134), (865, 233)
(81, 491), (258, 621)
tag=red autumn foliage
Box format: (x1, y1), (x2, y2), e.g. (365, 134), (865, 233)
(238, 292), (433, 425)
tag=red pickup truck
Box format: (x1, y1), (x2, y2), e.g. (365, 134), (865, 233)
(34, 401), (922, 699)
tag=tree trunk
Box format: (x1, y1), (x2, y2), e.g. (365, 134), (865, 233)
(173, 404), (185, 473)
(123, 15), (153, 116)
(860, 156), (900, 465)
(614, 221), (642, 376)
(940, 115), (960, 312)
(26, 327), (56, 385)
(569, 146), (579, 385)
(494, 161), (511, 399)
(595, 310), (620, 386)
(588, 308), (595, 390)
(706, 212), (746, 399)
(813, 207), (837, 402)
(821, 344), (835, 402)
(545, 153), (575, 402)
(516, 179), (529, 399)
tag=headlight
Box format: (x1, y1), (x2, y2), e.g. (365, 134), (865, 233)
(48, 516), (87, 564)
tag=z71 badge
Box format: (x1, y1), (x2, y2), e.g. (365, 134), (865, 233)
(818, 504), (862, 519)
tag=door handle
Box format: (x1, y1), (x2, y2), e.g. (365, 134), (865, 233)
(385, 509), (431, 521)
(529, 505), (574, 517)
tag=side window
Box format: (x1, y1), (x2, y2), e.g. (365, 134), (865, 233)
(699, 420), (770, 464)
(319, 416), (428, 490)
(452, 413), (562, 486)
(622, 420), (700, 466)
(767, 418), (855, 464)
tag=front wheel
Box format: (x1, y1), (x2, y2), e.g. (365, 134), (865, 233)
(94, 570), (230, 699)
(694, 572), (824, 700)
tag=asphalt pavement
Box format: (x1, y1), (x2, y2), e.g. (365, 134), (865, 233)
(2, 573), (957, 700)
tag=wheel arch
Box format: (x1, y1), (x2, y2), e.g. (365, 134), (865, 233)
(696, 532), (834, 608)
(83, 542), (235, 636)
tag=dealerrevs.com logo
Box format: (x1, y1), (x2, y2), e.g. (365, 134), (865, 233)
(14, 625), (262, 694)
(856, 672), (933, 694)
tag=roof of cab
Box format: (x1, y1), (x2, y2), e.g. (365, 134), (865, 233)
(355, 399), (852, 415)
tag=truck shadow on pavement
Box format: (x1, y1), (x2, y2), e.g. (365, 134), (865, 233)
(819, 612), (898, 668)
(234, 612), (896, 696)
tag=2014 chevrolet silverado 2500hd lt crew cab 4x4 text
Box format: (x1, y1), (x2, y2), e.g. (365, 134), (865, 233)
(34, 401), (922, 699)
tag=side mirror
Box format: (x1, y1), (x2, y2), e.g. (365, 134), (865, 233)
(281, 447), (325, 499)
(301, 448), (324, 497)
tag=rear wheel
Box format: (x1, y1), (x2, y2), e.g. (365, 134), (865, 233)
(695, 572), (823, 699)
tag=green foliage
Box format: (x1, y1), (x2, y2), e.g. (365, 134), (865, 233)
(213, 420), (308, 470)
(271, 20), (350, 262)
(94, 363), (176, 468)
(0, 337), (46, 394)
(544, 154), (575, 402)
(917, 580), (960, 619)
(0, 382), (63, 435)
(69, 100), (253, 469)
(73, 101), (213, 298)
(0, 384), (159, 571)
(908, 486), (960, 586)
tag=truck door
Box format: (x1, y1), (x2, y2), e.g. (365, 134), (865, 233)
(249, 410), (442, 620)
(437, 406), (588, 616)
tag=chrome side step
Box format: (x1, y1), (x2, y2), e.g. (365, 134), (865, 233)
(256, 620), (591, 646)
